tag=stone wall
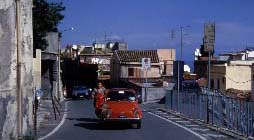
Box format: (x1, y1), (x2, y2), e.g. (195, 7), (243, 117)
(141, 87), (171, 103)
(0, 0), (33, 139)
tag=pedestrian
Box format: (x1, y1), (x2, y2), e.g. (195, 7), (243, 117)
(92, 81), (106, 107)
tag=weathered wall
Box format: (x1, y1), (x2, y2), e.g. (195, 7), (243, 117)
(120, 65), (161, 78)
(0, 0), (33, 139)
(33, 49), (42, 89)
(211, 64), (252, 92)
(226, 65), (252, 91)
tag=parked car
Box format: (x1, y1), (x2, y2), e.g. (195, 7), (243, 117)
(72, 86), (89, 98)
(97, 88), (142, 129)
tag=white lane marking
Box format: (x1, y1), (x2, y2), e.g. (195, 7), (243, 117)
(186, 124), (199, 127)
(176, 120), (190, 123)
(148, 112), (207, 140)
(155, 112), (167, 115)
(191, 128), (210, 132)
(38, 101), (68, 140)
(167, 117), (181, 120)
(202, 133), (226, 138)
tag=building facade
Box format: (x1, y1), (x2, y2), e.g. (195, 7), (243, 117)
(0, 0), (34, 139)
(111, 50), (162, 86)
(210, 61), (254, 98)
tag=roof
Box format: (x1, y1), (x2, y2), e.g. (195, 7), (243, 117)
(245, 47), (254, 51)
(115, 50), (159, 63)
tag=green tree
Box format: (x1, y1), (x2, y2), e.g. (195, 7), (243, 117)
(33, 0), (65, 54)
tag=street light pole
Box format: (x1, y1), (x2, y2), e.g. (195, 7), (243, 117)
(58, 27), (74, 100)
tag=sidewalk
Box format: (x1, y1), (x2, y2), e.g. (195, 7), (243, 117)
(35, 99), (66, 139)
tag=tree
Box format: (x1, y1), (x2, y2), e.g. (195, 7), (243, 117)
(33, 0), (65, 54)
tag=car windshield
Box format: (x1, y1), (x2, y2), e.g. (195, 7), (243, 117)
(106, 91), (136, 101)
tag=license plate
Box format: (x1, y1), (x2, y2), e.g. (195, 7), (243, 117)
(119, 115), (127, 118)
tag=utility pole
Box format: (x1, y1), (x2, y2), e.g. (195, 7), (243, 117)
(172, 26), (189, 110)
(16, 0), (23, 139)
(180, 26), (183, 60)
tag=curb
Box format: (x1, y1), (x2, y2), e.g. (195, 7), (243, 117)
(37, 101), (68, 140)
(158, 108), (252, 140)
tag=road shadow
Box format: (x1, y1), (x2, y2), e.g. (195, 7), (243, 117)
(74, 122), (134, 130)
(66, 117), (98, 122)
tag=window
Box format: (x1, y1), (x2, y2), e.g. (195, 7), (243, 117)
(128, 68), (134, 76)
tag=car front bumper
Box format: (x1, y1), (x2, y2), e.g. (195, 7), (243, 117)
(103, 118), (141, 123)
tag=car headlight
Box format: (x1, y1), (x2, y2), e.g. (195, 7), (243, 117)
(133, 108), (139, 118)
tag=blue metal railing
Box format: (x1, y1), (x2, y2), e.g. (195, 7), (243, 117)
(165, 89), (254, 137)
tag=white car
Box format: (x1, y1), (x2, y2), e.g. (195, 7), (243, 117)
(72, 86), (89, 98)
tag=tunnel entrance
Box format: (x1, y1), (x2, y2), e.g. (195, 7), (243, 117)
(62, 60), (98, 97)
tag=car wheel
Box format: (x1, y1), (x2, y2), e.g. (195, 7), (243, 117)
(136, 121), (141, 129)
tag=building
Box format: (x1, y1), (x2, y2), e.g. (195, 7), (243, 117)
(111, 49), (176, 86)
(62, 44), (81, 59)
(41, 32), (62, 99)
(219, 47), (254, 61)
(33, 49), (42, 89)
(111, 42), (128, 51)
(210, 61), (254, 98)
(79, 53), (112, 81)
(0, 0), (34, 139)
(157, 49), (175, 77)
(194, 57), (226, 79)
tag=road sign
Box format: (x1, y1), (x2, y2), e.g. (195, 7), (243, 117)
(142, 58), (151, 70)
(204, 23), (215, 52)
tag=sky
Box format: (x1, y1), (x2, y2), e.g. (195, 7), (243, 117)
(51, 0), (254, 63)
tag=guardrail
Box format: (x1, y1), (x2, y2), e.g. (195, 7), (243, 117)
(165, 89), (254, 138)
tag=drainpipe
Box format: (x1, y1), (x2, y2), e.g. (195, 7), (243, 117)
(16, 0), (23, 139)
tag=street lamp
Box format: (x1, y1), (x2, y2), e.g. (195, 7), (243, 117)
(58, 27), (74, 100)
(62, 27), (74, 32)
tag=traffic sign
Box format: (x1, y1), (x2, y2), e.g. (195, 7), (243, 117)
(142, 58), (151, 70)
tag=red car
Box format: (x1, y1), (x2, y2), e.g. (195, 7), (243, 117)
(99, 88), (142, 129)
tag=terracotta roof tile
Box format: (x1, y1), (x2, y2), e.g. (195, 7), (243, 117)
(116, 50), (159, 63)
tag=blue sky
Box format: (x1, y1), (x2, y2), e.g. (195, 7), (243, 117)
(53, 0), (254, 62)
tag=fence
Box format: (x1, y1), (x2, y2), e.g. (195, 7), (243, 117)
(165, 89), (254, 138)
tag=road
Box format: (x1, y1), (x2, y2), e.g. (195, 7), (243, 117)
(42, 99), (227, 140)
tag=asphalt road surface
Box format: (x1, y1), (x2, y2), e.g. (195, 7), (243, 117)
(42, 99), (224, 140)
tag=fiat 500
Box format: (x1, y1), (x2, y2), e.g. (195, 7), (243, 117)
(100, 89), (142, 129)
